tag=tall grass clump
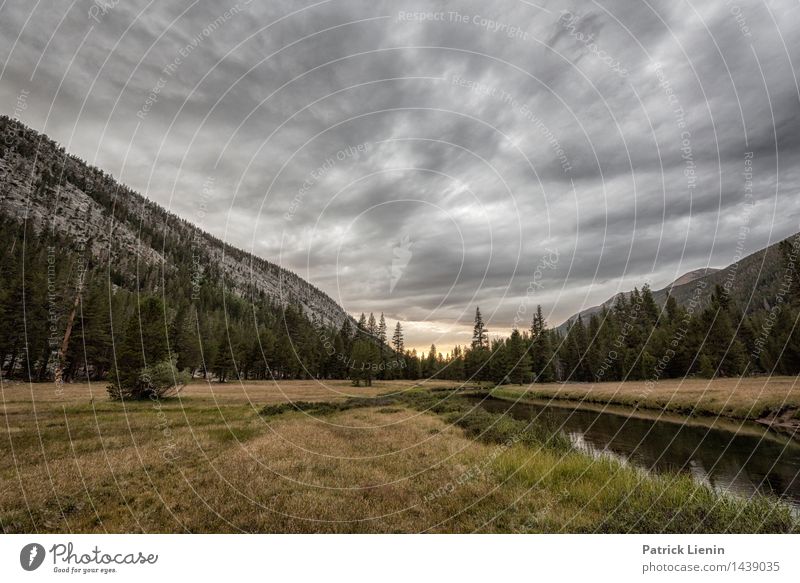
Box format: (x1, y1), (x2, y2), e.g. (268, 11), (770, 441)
(493, 447), (798, 533)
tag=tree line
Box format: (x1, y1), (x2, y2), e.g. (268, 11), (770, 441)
(420, 239), (800, 384)
(2, 216), (799, 397)
(0, 218), (415, 397)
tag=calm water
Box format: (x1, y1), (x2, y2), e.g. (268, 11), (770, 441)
(476, 397), (800, 509)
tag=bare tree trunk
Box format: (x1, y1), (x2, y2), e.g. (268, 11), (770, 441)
(53, 292), (80, 385)
(5, 348), (18, 378)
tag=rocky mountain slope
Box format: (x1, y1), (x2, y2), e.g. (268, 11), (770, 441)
(559, 240), (791, 330)
(0, 116), (351, 328)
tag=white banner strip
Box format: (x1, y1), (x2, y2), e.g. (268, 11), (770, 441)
(2, 534), (799, 582)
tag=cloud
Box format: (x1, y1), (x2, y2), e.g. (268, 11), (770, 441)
(1, 0), (799, 350)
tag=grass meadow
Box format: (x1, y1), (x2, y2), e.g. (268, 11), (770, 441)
(492, 376), (800, 423)
(1, 378), (797, 533)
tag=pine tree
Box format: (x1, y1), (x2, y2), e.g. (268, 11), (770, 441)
(698, 353), (715, 378)
(408, 348), (421, 379)
(464, 345), (490, 382)
(530, 305), (554, 382)
(505, 328), (532, 384)
(449, 345), (465, 380)
(539, 329), (557, 382)
(357, 313), (368, 339)
(665, 294), (679, 321)
(172, 306), (203, 375)
(0, 250), (40, 377)
(68, 277), (112, 380)
(252, 326), (276, 379)
(699, 285), (746, 377)
(392, 321), (404, 353)
(471, 307), (488, 349)
(487, 338), (507, 383)
(378, 313), (387, 346)
(273, 332), (293, 379)
(325, 329), (347, 379)
(570, 315), (591, 381)
(212, 340), (236, 382)
(640, 283), (659, 327)
(350, 339), (378, 386)
(108, 296), (169, 398)
(424, 344), (437, 378)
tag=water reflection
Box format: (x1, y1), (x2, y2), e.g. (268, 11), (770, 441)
(477, 397), (800, 509)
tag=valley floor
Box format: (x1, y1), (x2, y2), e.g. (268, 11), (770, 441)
(0, 378), (797, 533)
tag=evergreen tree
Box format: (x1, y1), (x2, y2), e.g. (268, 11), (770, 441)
(212, 331), (237, 383)
(408, 348), (422, 379)
(108, 296), (170, 398)
(0, 247), (48, 378)
(424, 344), (438, 378)
(530, 306), (555, 382)
(464, 344), (490, 382)
(171, 306), (203, 375)
(449, 345), (465, 380)
(505, 328), (532, 384)
(67, 277), (112, 380)
(640, 283), (659, 327)
(392, 321), (404, 353)
(378, 313), (387, 346)
(471, 307), (488, 349)
(350, 339), (379, 386)
(565, 315), (591, 381)
(252, 326), (276, 379)
(699, 285), (746, 377)
(357, 313), (368, 339)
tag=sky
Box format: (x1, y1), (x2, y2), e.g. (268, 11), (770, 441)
(1, 0), (799, 352)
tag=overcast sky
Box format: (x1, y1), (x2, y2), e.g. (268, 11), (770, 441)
(2, 0), (799, 351)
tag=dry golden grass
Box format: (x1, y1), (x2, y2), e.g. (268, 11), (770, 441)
(1, 378), (796, 533)
(0, 380), (539, 533)
(0, 378), (464, 408)
(0, 379), (534, 533)
(493, 376), (800, 421)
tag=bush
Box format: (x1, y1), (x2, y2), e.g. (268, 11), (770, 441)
(107, 357), (189, 400)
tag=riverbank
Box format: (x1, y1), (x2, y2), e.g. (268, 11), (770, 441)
(1, 380), (796, 533)
(489, 376), (800, 433)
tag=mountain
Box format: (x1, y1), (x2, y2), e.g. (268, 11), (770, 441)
(559, 238), (791, 331)
(0, 116), (351, 328)
(669, 267), (719, 287)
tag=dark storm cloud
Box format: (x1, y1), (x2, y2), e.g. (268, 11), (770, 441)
(2, 0), (799, 349)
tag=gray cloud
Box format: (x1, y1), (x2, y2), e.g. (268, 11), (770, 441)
(1, 0), (799, 350)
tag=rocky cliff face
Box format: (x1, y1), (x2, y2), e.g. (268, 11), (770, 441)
(0, 116), (352, 328)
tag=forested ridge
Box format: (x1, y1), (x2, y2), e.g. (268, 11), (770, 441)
(0, 115), (350, 328)
(1, 116), (799, 396)
(3, 213), (798, 393)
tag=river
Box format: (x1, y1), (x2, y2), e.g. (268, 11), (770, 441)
(476, 396), (800, 510)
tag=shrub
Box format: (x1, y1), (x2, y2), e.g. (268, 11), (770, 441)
(107, 357), (189, 400)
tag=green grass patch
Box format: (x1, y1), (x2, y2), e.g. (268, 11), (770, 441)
(376, 407), (403, 414)
(206, 426), (262, 443)
(259, 388), (799, 533)
(494, 446), (797, 533)
(259, 396), (398, 418)
(259, 390), (574, 451)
